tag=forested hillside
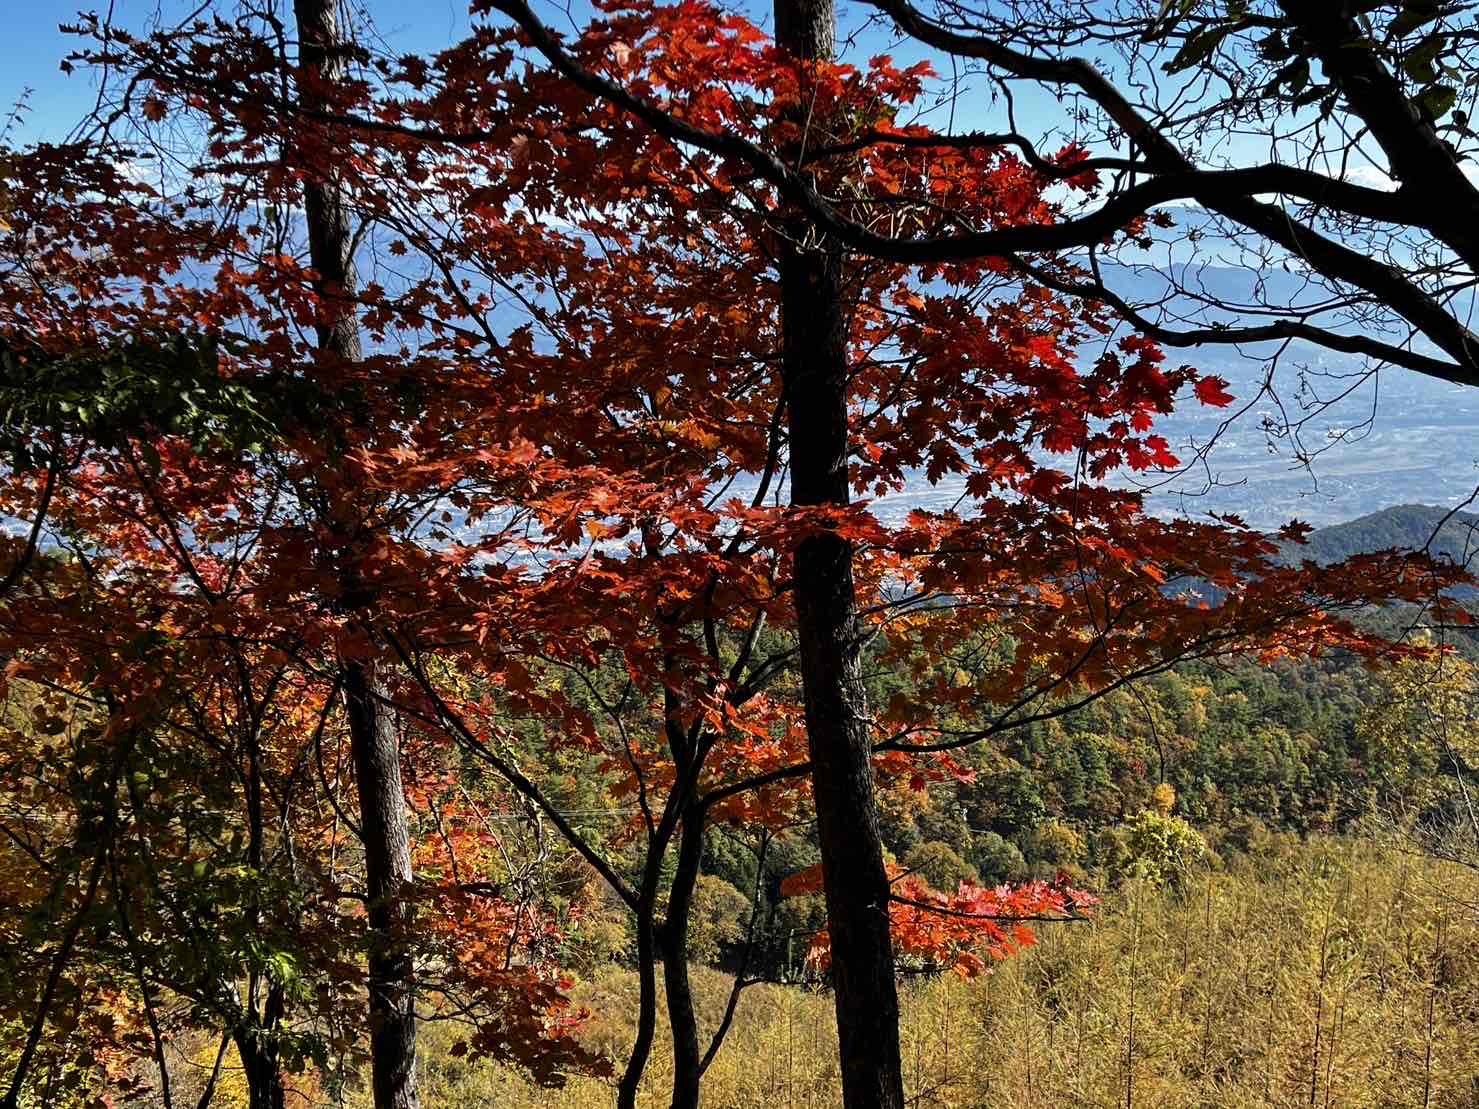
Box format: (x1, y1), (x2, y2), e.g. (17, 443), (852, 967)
(7, 499), (1478, 1108)
(1288, 505), (1479, 568)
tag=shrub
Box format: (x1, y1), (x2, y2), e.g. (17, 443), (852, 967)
(1028, 820), (1085, 868)
(902, 841), (977, 891)
(689, 875), (751, 965)
(970, 832), (1027, 885)
(1119, 808), (1207, 887)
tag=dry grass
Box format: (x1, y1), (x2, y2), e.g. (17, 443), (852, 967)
(302, 838), (1479, 1106)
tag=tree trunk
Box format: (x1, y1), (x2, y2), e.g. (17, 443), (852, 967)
(234, 1030), (287, 1109)
(238, 1053), (284, 1109)
(661, 808), (705, 1109)
(342, 664), (420, 1109)
(236, 983), (287, 1109)
(773, 0), (905, 1105)
(291, 4), (419, 1107)
(617, 799), (670, 1109)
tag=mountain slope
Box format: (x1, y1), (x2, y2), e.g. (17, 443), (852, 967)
(1290, 504), (1479, 568)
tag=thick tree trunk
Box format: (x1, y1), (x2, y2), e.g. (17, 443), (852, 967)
(234, 978), (287, 1109)
(234, 1030), (287, 1109)
(773, 0), (905, 1105)
(780, 250), (906, 1109)
(291, 4), (419, 1108)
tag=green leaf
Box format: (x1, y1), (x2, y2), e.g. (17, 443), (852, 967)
(1391, 3), (1442, 38)
(1266, 57), (1311, 98)
(1403, 32), (1445, 82)
(1165, 24), (1235, 74)
(1416, 82), (1458, 119)
(1406, 55), (1437, 83)
(1292, 82), (1330, 108)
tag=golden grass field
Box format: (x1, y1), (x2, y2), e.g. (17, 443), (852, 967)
(193, 837), (1479, 1107)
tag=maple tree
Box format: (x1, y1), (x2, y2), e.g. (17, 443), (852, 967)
(0, 17), (605, 1109)
(454, 0), (1471, 1104)
(290, 2), (422, 1104)
(479, 0), (1479, 391)
(0, 2), (1473, 1108)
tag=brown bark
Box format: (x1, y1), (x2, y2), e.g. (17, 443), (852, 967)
(234, 1047), (286, 1109)
(661, 808), (705, 1109)
(291, 3), (419, 1107)
(773, 0), (905, 1104)
(342, 664), (420, 1109)
(234, 990), (287, 1109)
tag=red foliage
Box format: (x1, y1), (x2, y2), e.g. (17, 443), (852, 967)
(781, 862), (1098, 977)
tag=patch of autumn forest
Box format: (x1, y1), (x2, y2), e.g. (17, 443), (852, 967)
(5, 0), (1479, 1107)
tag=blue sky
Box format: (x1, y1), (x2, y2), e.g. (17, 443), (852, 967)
(3, 5), (99, 143)
(5, 0), (943, 143)
(3, 1), (485, 143)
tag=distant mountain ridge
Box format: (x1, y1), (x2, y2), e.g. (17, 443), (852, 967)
(1176, 504), (1479, 611)
(1290, 504), (1479, 568)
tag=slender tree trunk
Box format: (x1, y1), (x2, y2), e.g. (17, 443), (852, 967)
(773, 0), (905, 1105)
(617, 888), (661, 1109)
(236, 696), (291, 1108)
(291, 4), (419, 1107)
(662, 808), (705, 1109)
(342, 664), (420, 1109)
(193, 1032), (231, 1109)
